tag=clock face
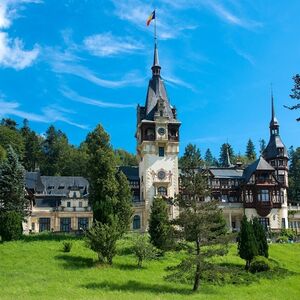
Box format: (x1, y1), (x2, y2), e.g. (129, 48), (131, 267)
(158, 127), (165, 136)
(157, 170), (166, 180)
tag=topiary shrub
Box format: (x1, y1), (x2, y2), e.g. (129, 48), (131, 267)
(280, 229), (296, 241)
(62, 241), (73, 252)
(249, 256), (272, 273)
(276, 236), (289, 243)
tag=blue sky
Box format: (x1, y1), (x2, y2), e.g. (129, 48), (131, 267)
(0, 0), (299, 158)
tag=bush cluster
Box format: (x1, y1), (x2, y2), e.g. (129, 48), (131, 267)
(62, 241), (73, 252)
(249, 256), (272, 273)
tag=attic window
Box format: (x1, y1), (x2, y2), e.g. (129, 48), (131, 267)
(58, 186), (64, 189)
(79, 186), (84, 189)
(47, 185), (54, 189)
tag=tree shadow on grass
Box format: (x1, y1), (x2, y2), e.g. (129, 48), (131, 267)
(113, 262), (139, 271)
(82, 280), (216, 295)
(55, 254), (94, 270)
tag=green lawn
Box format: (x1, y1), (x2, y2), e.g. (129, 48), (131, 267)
(0, 236), (300, 300)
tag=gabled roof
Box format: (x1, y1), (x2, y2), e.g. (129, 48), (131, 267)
(243, 156), (274, 182)
(25, 171), (45, 193)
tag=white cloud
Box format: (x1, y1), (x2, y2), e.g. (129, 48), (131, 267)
(83, 33), (143, 57)
(0, 98), (88, 129)
(0, 32), (39, 70)
(61, 87), (136, 109)
(0, 0), (41, 70)
(52, 58), (145, 88)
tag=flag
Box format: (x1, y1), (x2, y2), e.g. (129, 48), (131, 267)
(146, 10), (155, 26)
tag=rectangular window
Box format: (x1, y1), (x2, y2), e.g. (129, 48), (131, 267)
(282, 218), (286, 229)
(67, 201), (71, 207)
(60, 218), (71, 232)
(79, 201), (82, 208)
(78, 218), (89, 230)
(39, 218), (50, 232)
(31, 222), (35, 231)
(258, 190), (269, 202)
(258, 218), (270, 230)
(159, 147), (165, 157)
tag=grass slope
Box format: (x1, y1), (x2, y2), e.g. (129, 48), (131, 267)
(0, 236), (299, 300)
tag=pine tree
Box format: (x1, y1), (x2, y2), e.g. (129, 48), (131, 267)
(238, 215), (258, 270)
(245, 139), (257, 162)
(286, 74), (300, 121)
(219, 143), (235, 167)
(179, 143), (202, 169)
(171, 144), (229, 291)
(149, 197), (173, 251)
(259, 139), (266, 154)
(115, 171), (133, 234)
(0, 146), (29, 241)
(289, 147), (300, 202)
(252, 217), (268, 258)
(204, 148), (214, 166)
(20, 119), (41, 171)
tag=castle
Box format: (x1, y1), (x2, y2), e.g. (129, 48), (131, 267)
(25, 42), (300, 233)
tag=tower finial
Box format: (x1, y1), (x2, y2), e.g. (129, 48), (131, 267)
(151, 10), (161, 76)
(269, 84), (279, 135)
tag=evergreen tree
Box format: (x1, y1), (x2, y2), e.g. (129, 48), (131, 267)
(204, 148), (215, 166)
(149, 197), (173, 251)
(115, 171), (133, 234)
(238, 215), (258, 270)
(0, 146), (29, 241)
(20, 119), (41, 171)
(286, 74), (300, 121)
(86, 124), (119, 223)
(0, 145), (5, 162)
(259, 139), (266, 154)
(289, 147), (300, 202)
(219, 143), (235, 167)
(245, 139), (257, 162)
(179, 143), (202, 169)
(171, 144), (228, 291)
(1, 118), (18, 130)
(252, 217), (268, 258)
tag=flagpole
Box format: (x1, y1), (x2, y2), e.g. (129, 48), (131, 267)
(154, 9), (157, 44)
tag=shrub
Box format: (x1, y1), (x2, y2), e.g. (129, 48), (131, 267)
(276, 236), (289, 243)
(62, 241), (72, 252)
(249, 256), (272, 273)
(280, 229), (296, 241)
(132, 234), (157, 268)
(0, 211), (23, 241)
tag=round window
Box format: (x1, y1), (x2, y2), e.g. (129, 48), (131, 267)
(157, 170), (166, 180)
(158, 127), (165, 135)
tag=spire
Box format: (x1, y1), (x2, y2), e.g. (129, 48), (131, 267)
(225, 144), (234, 168)
(270, 87), (279, 135)
(151, 41), (161, 76)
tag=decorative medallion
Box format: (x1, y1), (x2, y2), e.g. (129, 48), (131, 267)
(157, 170), (166, 180)
(158, 127), (165, 136)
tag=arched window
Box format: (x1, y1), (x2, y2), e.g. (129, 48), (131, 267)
(157, 186), (167, 196)
(133, 215), (141, 230)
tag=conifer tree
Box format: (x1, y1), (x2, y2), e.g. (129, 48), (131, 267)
(219, 143), (235, 166)
(238, 215), (258, 270)
(252, 217), (268, 258)
(289, 147), (300, 202)
(286, 74), (300, 121)
(259, 139), (266, 154)
(149, 197), (173, 251)
(204, 148), (215, 166)
(0, 146), (29, 241)
(171, 144), (228, 291)
(245, 139), (257, 162)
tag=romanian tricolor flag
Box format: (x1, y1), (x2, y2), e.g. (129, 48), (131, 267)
(146, 10), (155, 26)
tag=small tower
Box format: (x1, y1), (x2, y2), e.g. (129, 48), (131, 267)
(262, 92), (289, 228)
(263, 93), (289, 187)
(136, 41), (181, 231)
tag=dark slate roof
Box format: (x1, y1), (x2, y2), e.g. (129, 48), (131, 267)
(263, 135), (288, 159)
(25, 172), (45, 193)
(209, 168), (244, 179)
(144, 76), (175, 121)
(119, 166), (139, 181)
(243, 156), (274, 182)
(41, 176), (89, 196)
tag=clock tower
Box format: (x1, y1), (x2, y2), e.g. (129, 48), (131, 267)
(136, 41), (181, 231)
